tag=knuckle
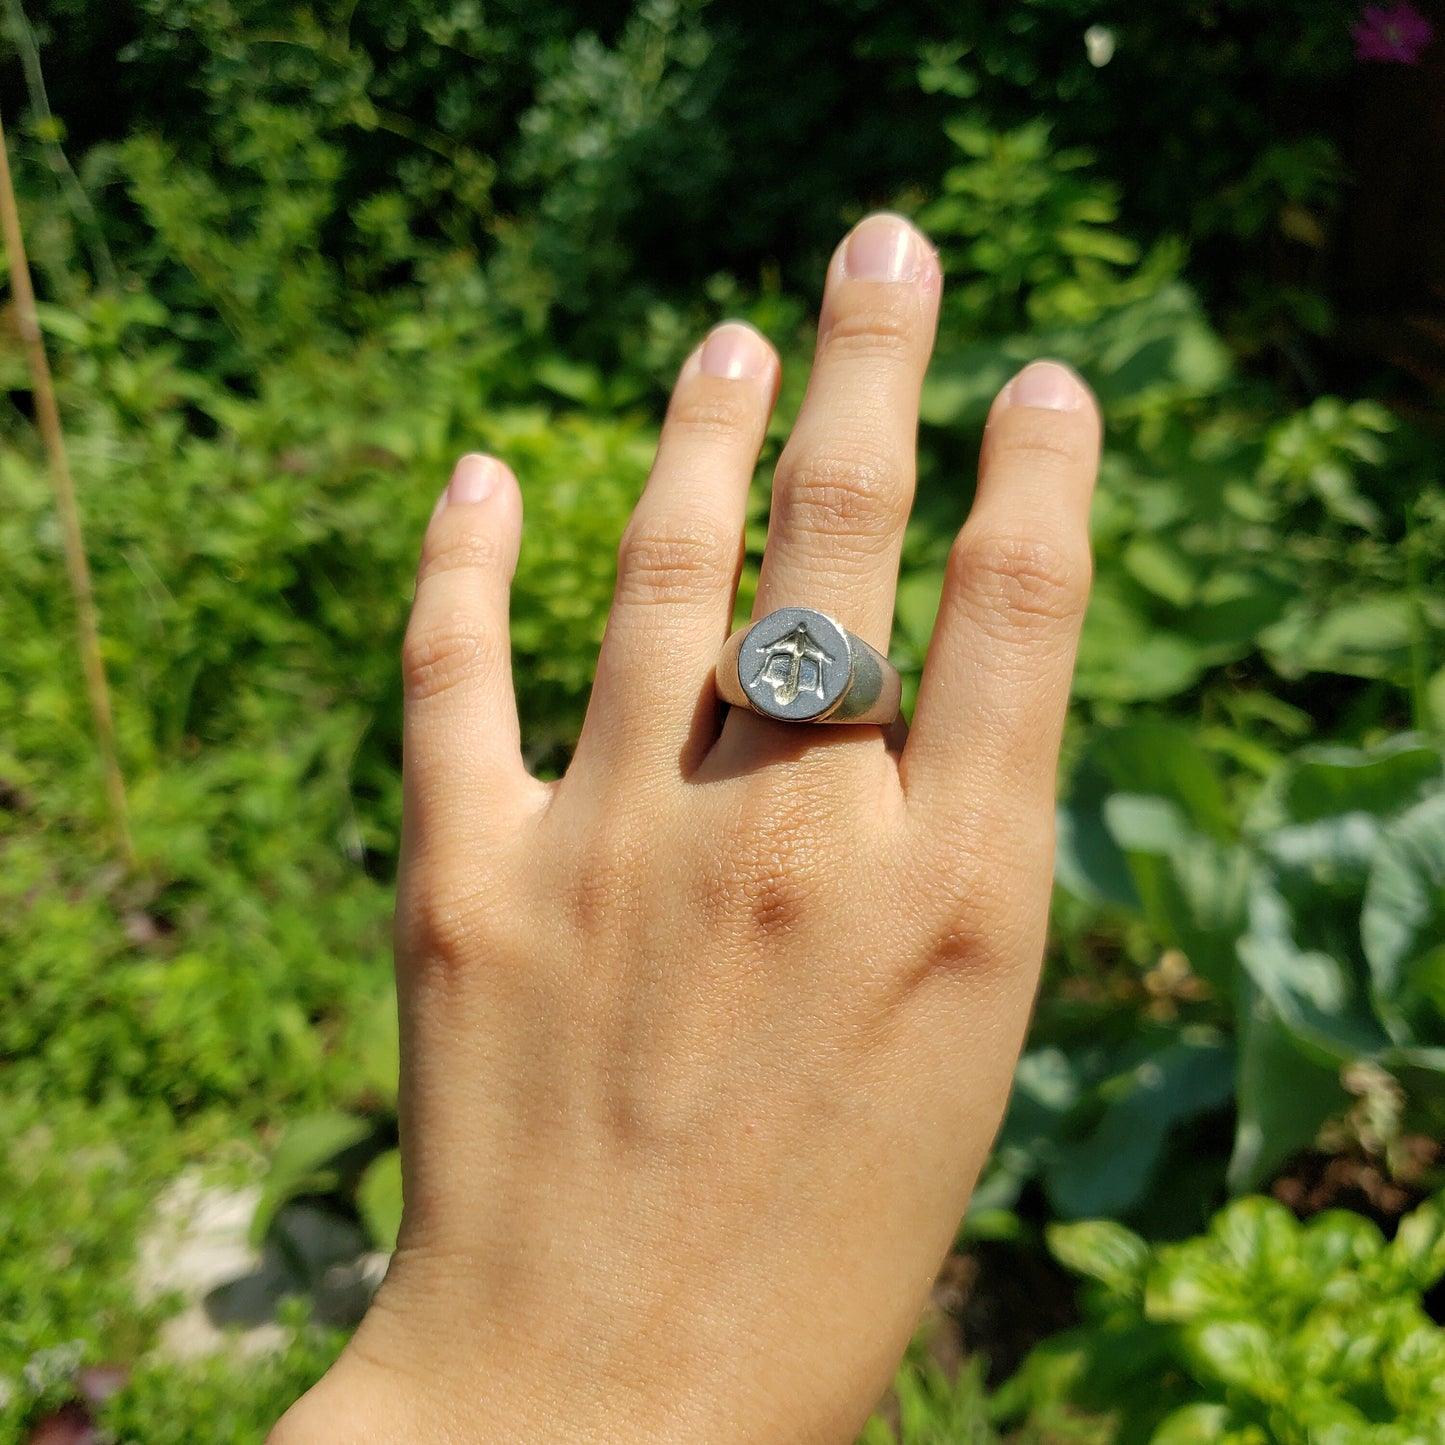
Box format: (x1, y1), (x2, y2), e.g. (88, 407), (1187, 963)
(725, 769), (832, 938)
(615, 518), (737, 607)
(401, 609), (495, 703)
(419, 526), (511, 582)
(565, 838), (633, 937)
(821, 297), (921, 363)
(894, 845), (1018, 991)
(992, 411), (1096, 475)
(949, 529), (1092, 631)
(396, 865), (492, 969)
(774, 444), (906, 543)
(666, 384), (759, 441)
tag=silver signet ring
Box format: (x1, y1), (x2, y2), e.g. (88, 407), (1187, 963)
(715, 607), (902, 724)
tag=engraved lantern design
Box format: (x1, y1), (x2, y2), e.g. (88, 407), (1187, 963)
(749, 620), (836, 708)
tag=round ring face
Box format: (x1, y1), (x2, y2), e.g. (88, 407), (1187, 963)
(737, 607), (853, 721)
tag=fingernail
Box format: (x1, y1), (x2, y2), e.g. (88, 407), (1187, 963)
(842, 213), (925, 282)
(447, 453), (500, 506)
(1005, 361), (1088, 412)
(699, 322), (771, 381)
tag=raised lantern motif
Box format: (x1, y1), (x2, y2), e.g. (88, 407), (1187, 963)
(748, 621), (836, 708)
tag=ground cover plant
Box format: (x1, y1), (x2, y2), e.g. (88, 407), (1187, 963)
(2, 1), (1442, 1440)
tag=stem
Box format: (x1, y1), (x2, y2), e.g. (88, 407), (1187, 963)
(0, 107), (134, 864)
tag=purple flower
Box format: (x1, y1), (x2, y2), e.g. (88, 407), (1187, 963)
(1353, 2), (1435, 63)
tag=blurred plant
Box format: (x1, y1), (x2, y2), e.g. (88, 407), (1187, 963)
(996, 1194), (1445, 1441)
(0, 105), (131, 860)
(1054, 730), (1445, 1199)
(1352, 3), (1436, 63)
(859, 1353), (998, 1445)
(917, 117), (1179, 335)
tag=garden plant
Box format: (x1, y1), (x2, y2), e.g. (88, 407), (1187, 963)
(1, 1), (1442, 1440)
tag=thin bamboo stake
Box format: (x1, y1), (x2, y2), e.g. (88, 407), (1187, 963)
(0, 106), (134, 865)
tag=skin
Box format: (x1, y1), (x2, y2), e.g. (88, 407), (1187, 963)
(269, 212), (1101, 1444)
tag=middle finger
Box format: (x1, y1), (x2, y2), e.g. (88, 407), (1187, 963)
(750, 213), (941, 654)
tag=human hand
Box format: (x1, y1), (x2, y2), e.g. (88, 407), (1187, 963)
(271, 212), (1101, 1444)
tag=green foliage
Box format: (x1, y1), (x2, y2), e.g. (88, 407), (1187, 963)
(2, 2), (1440, 1434)
(919, 117), (1176, 334)
(997, 1194), (1445, 1443)
(1048, 732), (1445, 1203)
(99, 1308), (347, 1445)
(860, 1354), (999, 1445)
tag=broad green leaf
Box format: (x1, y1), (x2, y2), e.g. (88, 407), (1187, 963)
(1046, 1032), (1235, 1219)
(357, 1148), (403, 1252)
(1123, 538), (1200, 608)
(1228, 983), (1349, 1194)
(1297, 1209), (1385, 1281)
(1074, 580), (1210, 702)
(1361, 792), (1445, 1040)
(1261, 594), (1417, 682)
(1381, 1317), (1445, 1416)
(1090, 721), (1234, 841)
(1209, 1195), (1301, 1280)
(1236, 876), (1390, 1064)
(1256, 739), (1444, 830)
(250, 1111), (375, 1247)
(1104, 795), (1251, 988)
(1055, 758), (1141, 909)
(1148, 1197), (1301, 1324)
(1047, 1220), (1151, 1301)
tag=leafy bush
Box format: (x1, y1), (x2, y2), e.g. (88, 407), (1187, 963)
(997, 1194), (1445, 1443)
(3, 2), (1441, 1436)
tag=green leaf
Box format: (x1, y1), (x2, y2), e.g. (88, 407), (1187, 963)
(1090, 721), (1235, 841)
(357, 1148), (403, 1252)
(1048, 1220), (1152, 1301)
(1148, 1197), (1301, 1324)
(1262, 594), (1417, 682)
(1259, 740), (1444, 829)
(1074, 579), (1210, 702)
(1184, 1319), (1282, 1398)
(1361, 793), (1445, 1041)
(1382, 1194), (1445, 1293)
(1298, 1208), (1385, 1280)
(1228, 982), (1350, 1194)
(1123, 537), (1201, 609)
(1055, 758), (1141, 909)
(1236, 876), (1390, 1064)
(250, 1112), (375, 1247)
(1210, 1196), (1302, 1279)
(1046, 1032), (1235, 1219)
(1104, 795), (1251, 988)
(1148, 1403), (1240, 1444)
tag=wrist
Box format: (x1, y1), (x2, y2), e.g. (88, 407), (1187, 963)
(267, 1332), (738, 1445)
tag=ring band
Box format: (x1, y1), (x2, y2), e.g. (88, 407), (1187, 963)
(716, 606), (902, 724)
